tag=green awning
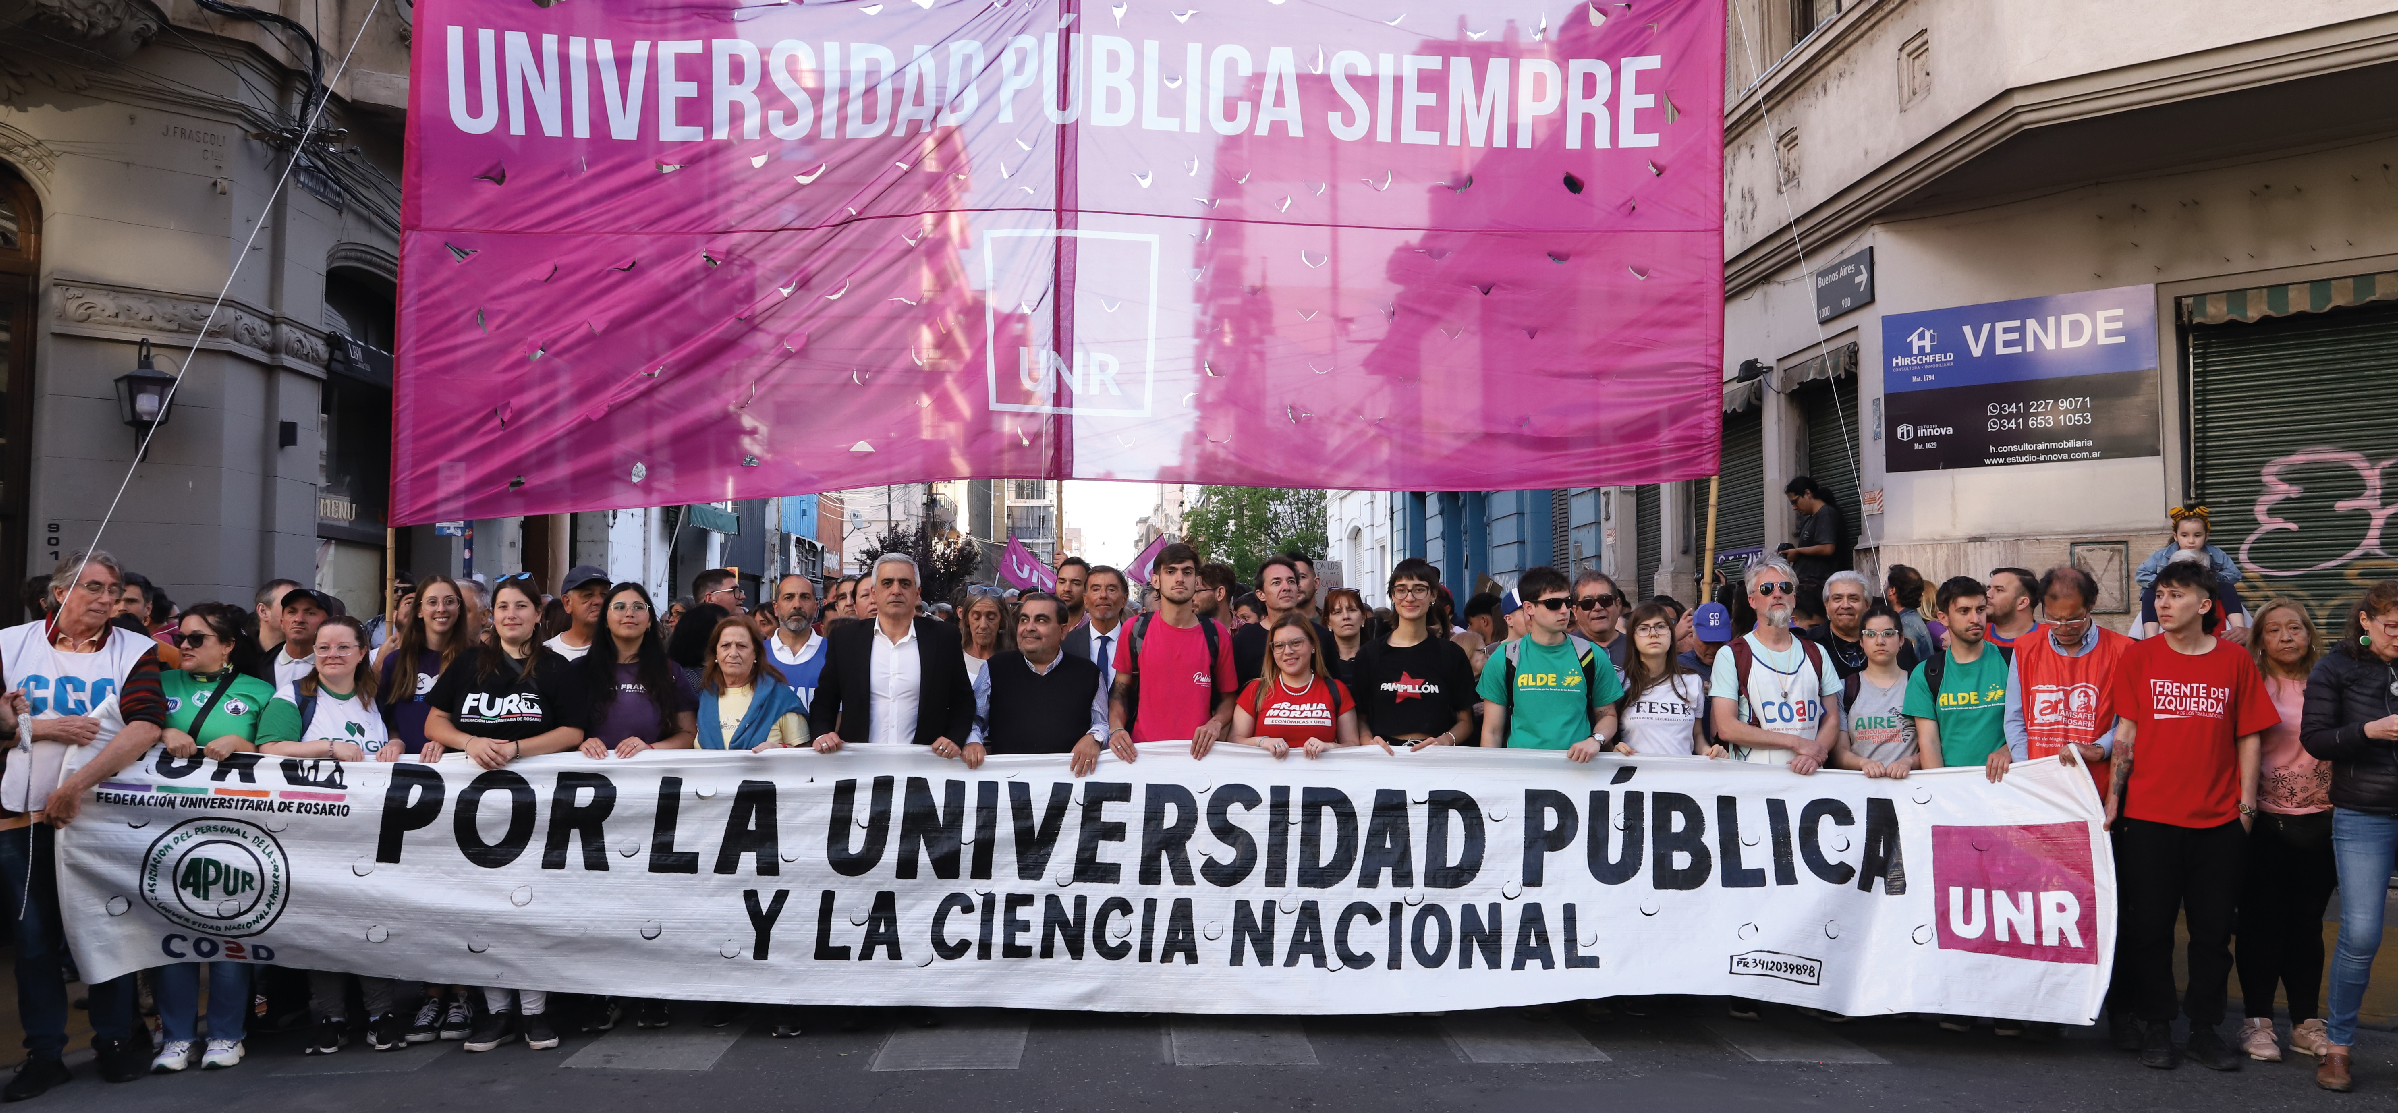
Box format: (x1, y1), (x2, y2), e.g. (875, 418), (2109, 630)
(2180, 270), (2398, 325)
(685, 503), (739, 534)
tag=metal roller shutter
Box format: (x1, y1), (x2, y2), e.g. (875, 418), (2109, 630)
(2190, 300), (2398, 630)
(1798, 373), (1862, 556)
(1710, 407), (1765, 581)
(1635, 485), (1661, 599)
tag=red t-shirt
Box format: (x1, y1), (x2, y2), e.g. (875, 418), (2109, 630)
(1114, 618), (1237, 743)
(1238, 676), (1355, 745)
(2110, 635), (2280, 828)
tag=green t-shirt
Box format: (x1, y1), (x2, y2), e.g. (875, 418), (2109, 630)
(1902, 647), (2010, 766)
(161, 669), (276, 744)
(1475, 636), (1626, 749)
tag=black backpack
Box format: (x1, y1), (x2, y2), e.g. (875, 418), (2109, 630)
(1919, 644), (2013, 702)
(1122, 613), (1222, 729)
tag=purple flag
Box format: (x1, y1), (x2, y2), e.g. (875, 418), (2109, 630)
(1127, 535), (1171, 584)
(999, 537), (1057, 592)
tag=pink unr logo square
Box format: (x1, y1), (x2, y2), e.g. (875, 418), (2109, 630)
(1930, 822), (2098, 965)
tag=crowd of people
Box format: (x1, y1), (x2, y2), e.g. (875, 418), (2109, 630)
(0, 490), (2392, 1100)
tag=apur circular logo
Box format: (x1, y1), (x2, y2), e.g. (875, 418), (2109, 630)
(140, 818), (290, 937)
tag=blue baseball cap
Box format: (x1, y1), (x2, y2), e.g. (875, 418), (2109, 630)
(1498, 589), (1522, 617)
(1693, 602), (1733, 643)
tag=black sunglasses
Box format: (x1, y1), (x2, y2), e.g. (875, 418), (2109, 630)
(174, 631), (219, 648)
(1754, 581), (1796, 597)
(1531, 597), (1572, 612)
(1573, 594), (1621, 610)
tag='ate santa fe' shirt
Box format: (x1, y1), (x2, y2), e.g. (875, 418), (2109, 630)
(2109, 636), (2279, 828)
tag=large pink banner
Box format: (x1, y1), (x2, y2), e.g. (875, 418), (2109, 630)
(396, 0), (1725, 523)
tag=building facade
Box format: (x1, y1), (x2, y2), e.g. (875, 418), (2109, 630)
(1394, 2), (2398, 631)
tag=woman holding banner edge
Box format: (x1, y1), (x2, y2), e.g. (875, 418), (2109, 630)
(422, 573), (589, 1053)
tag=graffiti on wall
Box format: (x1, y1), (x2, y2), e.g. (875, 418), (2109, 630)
(2236, 448), (2398, 626)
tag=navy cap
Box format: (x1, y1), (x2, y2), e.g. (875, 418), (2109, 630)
(1498, 589), (1522, 617)
(1693, 602), (1734, 644)
(561, 564), (610, 593)
(278, 587), (335, 614)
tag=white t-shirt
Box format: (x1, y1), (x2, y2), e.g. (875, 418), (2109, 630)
(276, 682), (393, 759)
(1618, 673), (1707, 756)
(272, 648), (316, 692)
(1707, 632), (1844, 766)
(0, 622), (148, 812)
(542, 634), (593, 662)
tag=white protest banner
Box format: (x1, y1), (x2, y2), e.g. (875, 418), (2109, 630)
(57, 745), (2112, 1021)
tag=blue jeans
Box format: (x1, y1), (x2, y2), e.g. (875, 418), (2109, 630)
(0, 825), (136, 1058)
(154, 963), (250, 1044)
(2327, 808), (2398, 1045)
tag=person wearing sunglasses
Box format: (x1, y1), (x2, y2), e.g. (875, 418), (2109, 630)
(1477, 567), (1623, 752)
(1569, 570), (1632, 672)
(150, 603), (275, 1074)
(1706, 558), (1843, 776)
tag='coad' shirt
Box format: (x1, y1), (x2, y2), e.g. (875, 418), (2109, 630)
(2111, 636), (2278, 828)
(426, 649), (589, 743)
(1351, 638), (1477, 739)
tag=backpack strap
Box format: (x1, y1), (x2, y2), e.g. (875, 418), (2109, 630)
(1727, 637), (1758, 726)
(1196, 616), (1220, 693)
(1923, 652), (1946, 703)
(1841, 670), (1863, 713)
(295, 689), (319, 739)
(185, 671), (240, 743)
(1502, 639), (1521, 710)
(1566, 635), (1601, 731)
(1120, 613), (1152, 732)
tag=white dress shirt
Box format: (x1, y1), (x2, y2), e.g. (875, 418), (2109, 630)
(866, 620), (923, 746)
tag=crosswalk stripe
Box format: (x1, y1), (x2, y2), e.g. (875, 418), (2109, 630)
(1168, 1018), (1318, 1066)
(563, 1027), (745, 1071)
(869, 1018), (1030, 1071)
(1700, 1017), (1890, 1064)
(1440, 1013), (1612, 1063)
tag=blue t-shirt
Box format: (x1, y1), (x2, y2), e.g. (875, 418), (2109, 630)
(766, 631), (827, 712)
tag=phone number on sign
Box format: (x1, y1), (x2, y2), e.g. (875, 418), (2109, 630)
(1986, 397), (2096, 432)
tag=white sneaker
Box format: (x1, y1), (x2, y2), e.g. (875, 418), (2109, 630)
(150, 1040), (194, 1074)
(200, 1040), (244, 1070)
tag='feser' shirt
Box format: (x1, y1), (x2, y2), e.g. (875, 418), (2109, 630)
(426, 648), (589, 743)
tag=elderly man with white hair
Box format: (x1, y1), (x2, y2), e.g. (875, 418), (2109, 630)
(1707, 558), (1845, 776)
(808, 553), (975, 753)
(1803, 569), (1919, 679)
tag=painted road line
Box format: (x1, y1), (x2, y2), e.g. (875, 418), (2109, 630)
(1168, 1018), (1318, 1066)
(869, 1017), (1030, 1071)
(1440, 1012), (1611, 1064)
(1701, 1017), (1890, 1064)
(563, 1027), (745, 1071)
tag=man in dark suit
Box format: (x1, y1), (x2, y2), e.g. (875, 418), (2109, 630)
(1061, 564), (1129, 695)
(808, 553), (974, 755)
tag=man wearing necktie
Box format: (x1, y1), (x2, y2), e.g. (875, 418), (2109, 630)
(1064, 565), (1129, 694)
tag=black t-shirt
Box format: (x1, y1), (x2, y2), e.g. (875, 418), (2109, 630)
(1351, 637), (1478, 739)
(1793, 503), (1846, 584)
(1233, 619), (1338, 686)
(427, 648), (589, 742)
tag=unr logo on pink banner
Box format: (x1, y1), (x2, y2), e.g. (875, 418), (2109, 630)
(1930, 822), (2097, 965)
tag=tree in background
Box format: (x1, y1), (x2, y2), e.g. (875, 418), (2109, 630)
(858, 523), (982, 607)
(1182, 487), (1327, 586)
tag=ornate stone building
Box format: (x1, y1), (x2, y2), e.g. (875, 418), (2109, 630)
(0, 0), (412, 616)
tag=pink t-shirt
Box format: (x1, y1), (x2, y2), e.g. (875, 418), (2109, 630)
(2258, 674), (2329, 815)
(1114, 618), (1237, 743)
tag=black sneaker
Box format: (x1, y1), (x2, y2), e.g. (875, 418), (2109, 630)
(636, 1001), (671, 1029)
(2141, 1019), (2178, 1070)
(92, 1038), (144, 1084)
(304, 1019), (346, 1056)
(463, 1011), (514, 1053)
(2, 1056), (70, 1102)
(771, 1007), (804, 1039)
(705, 1002), (745, 1029)
(579, 999), (622, 1034)
(2110, 1011), (2142, 1052)
(438, 1000), (473, 1041)
(522, 1014), (559, 1051)
(406, 999), (441, 1044)
(2184, 1023), (2242, 1072)
(368, 1013), (407, 1052)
